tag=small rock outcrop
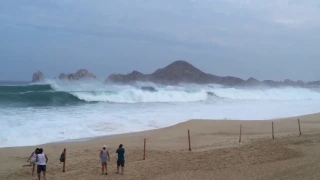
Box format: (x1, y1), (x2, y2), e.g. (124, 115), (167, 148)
(105, 71), (149, 84)
(281, 79), (305, 87)
(296, 80), (306, 87)
(32, 71), (45, 82)
(59, 69), (96, 80)
(58, 73), (68, 80)
(241, 77), (260, 86)
(283, 79), (295, 86)
(219, 76), (245, 86)
(307, 81), (320, 86)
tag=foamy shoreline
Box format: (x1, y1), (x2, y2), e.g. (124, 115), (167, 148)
(0, 112), (317, 149)
(40, 114), (303, 147)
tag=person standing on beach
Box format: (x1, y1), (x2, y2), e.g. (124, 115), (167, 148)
(22, 148), (39, 176)
(100, 145), (110, 175)
(36, 148), (48, 180)
(116, 144), (125, 175)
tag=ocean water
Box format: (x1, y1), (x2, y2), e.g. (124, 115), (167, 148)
(1, 80), (320, 148)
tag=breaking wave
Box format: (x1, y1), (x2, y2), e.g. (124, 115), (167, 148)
(0, 82), (320, 106)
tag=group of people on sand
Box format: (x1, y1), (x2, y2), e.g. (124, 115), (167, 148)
(23, 148), (48, 180)
(23, 144), (125, 178)
(100, 144), (125, 175)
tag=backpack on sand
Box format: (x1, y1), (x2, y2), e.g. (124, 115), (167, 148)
(60, 152), (65, 162)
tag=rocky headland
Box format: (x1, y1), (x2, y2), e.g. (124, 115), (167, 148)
(105, 60), (319, 87)
(32, 60), (320, 87)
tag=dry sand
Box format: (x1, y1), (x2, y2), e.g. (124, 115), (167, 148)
(1, 113), (320, 180)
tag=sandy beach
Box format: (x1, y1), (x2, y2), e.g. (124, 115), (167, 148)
(1, 113), (320, 180)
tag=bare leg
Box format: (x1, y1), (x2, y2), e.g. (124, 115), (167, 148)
(116, 165), (119, 174)
(105, 163), (108, 175)
(43, 171), (46, 180)
(38, 173), (41, 180)
(101, 163), (104, 174)
(32, 164), (35, 176)
(121, 166), (124, 175)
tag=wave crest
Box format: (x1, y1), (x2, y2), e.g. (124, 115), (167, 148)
(72, 89), (210, 103)
(0, 84), (53, 93)
(1, 82), (320, 106)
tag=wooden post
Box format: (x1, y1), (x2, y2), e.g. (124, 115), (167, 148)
(272, 121), (274, 139)
(143, 138), (146, 160)
(188, 129), (191, 151)
(63, 148), (66, 172)
(239, 124), (242, 144)
(298, 119), (302, 136)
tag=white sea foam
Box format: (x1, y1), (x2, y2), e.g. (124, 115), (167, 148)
(71, 89), (210, 103)
(1, 81), (320, 147)
(211, 87), (320, 100)
(46, 80), (320, 103)
(69, 87), (320, 103)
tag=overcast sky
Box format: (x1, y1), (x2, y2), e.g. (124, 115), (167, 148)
(1, 0), (320, 81)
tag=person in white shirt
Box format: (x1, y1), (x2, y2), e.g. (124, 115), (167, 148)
(36, 148), (48, 180)
(100, 145), (110, 175)
(23, 148), (39, 176)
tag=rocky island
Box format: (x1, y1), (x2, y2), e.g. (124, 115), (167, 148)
(31, 69), (97, 82)
(58, 69), (97, 80)
(32, 71), (45, 82)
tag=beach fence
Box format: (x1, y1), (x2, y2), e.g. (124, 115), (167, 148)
(298, 119), (302, 136)
(271, 118), (303, 139)
(143, 138), (146, 160)
(51, 118), (306, 173)
(140, 118), (306, 160)
(236, 119), (303, 143)
(272, 121), (274, 139)
(265, 119), (304, 140)
(238, 124), (242, 144)
(39, 118), (307, 174)
(62, 148), (66, 172)
(15, 117), (311, 178)
(188, 129), (191, 151)
(71, 118), (304, 163)
(60, 118), (305, 176)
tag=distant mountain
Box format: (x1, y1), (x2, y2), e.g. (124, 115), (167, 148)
(105, 60), (227, 85)
(30, 60), (320, 87)
(106, 60), (319, 87)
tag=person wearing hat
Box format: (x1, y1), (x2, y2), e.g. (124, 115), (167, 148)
(100, 145), (110, 175)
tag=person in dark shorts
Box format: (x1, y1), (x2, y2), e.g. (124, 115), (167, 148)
(36, 148), (48, 180)
(116, 144), (125, 175)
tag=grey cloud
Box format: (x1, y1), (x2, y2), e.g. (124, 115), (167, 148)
(0, 0), (319, 81)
